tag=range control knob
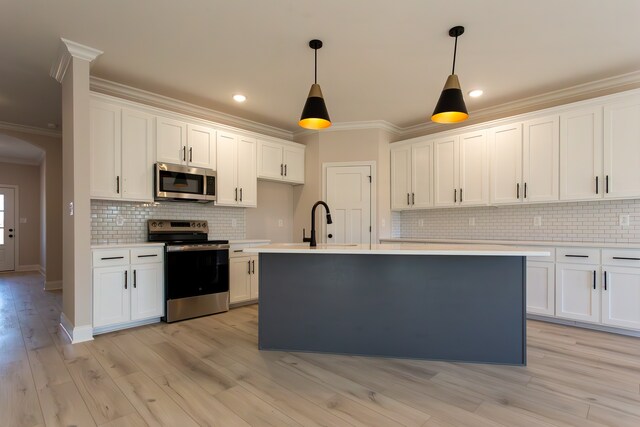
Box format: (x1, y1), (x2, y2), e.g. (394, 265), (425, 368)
(151, 221), (157, 227)
(158, 222), (163, 228)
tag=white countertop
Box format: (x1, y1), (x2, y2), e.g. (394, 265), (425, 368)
(244, 243), (549, 257)
(91, 242), (165, 249)
(229, 239), (272, 245)
(380, 238), (640, 249)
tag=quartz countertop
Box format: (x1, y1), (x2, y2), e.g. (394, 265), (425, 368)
(91, 242), (165, 249)
(243, 242), (549, 257)
(380, 238), (640, 249)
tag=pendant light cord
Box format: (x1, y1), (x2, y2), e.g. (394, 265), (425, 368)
(314, 48), (318, 84)
(451, 35), (458, 75)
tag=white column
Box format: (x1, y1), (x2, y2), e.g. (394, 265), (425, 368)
(51, 39), (102, 343)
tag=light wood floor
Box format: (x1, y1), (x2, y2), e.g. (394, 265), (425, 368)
(2, 273), (640, 427)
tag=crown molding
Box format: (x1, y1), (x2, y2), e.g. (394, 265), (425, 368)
(400, 69), (640, 140)
(293, 120), (402, 138)
(90, 77), (294, 141)
(50, 38), (103, 83)
(0, 121), (62, 138)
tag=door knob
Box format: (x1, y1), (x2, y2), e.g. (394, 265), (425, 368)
(328, 233), (333, 238)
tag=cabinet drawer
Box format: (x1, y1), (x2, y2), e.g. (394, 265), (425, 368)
(93, 249), (130, 267)
(523, 246), (555, 262)
(131, 247), (164, 264)
(602, 249), (640, 267)
(556, 247), (600, 264)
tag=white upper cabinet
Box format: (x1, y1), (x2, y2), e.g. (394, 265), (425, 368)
(187, 124), (216, 169)
(257, 139), (305, 184)
(560, 107), (603, 201)
(458, 130), (488, 206)
(411, 141), (434, 209)
(489, 123), (523, 205)
(603, 93), (640, 199)
(523, 115), (560, 203)
(434, 136), (459, 207)
(90, 97), (154, 202)
(390, 142), (433, 210)
(432, 132), (487, 208)
(156, 116), (187, 165)
(216, 132), (257, 207)
(391, 146), (412, 210)
(157, 117), (216, 170)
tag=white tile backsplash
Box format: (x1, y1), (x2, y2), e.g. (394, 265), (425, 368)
(91, 200), (245, 244)
(391, 199), (640, 244)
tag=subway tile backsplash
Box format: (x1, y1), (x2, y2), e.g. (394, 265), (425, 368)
(91, 200), (245, 244)
(391, 199), (640, 244)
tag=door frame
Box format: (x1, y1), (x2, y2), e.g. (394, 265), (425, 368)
(0, 184), (20, 272)
(321, 161), (377, 245)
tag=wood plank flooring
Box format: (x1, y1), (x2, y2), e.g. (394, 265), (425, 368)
(1, 272), (639, 426)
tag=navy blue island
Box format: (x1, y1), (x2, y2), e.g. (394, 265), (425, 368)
(245, 243), (549, 366)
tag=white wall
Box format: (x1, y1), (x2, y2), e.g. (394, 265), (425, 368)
(246, 180), (294, 243)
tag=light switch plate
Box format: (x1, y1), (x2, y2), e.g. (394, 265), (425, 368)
(19, 217), (27, 224)
(278, 219), (284, 227)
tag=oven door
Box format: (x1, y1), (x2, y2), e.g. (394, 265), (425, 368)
(165, 247), (229, 300)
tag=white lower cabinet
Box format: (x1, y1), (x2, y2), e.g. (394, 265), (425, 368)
(602, 266), (640, 329)
(92, 246), (164, 333)
(526, 261), (555, 316)
(229, 256), (258, 304)
(555, 263), (600, 323)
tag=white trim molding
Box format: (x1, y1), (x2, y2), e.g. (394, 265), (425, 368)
(60, 312), (94, 343)
(293, 120), (402, 139)
(51, 38), (103, 83)
(0, 121), (62, 138)
(90, 77), (294, 141)
(44, 280), (62, 291)
(16, 264), (41, 272)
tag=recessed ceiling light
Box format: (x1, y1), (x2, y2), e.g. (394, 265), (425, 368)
(468, 89), (484, 98)
(233, 94), (247, 103)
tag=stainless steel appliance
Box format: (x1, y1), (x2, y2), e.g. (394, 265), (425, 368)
(155, 162), (216, 203)
(148, 219), (229, 322)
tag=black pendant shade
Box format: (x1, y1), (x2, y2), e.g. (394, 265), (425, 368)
(299, 39), (331, 130)
(432, 26), (469, 124)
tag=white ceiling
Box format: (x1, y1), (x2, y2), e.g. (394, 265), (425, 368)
(1, 0), (639, 133)
(0, 133), (44, 164)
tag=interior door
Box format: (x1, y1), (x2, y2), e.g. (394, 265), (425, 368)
(326, 165), (372, 245)
(0, 187), (15, 271)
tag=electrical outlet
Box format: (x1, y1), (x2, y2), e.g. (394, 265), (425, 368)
(19, 217), (27, 224)
(278, 219), (284, 227)
(231, 218), (237, 228)
(68, 202), (74, 216)
(620, 214), (630, 227)
(469, 217), (475, 226)
(533, 216), (542, 227)
(418, 219), (424, 227)
(116, 215), (125, 226)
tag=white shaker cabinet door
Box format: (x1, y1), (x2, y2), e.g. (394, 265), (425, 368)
(216, 132), (239, 205)
(187, 124), (216, 169)
(602, 267), (640, 330)
(283, 145), (305, 184)
(90, 100), (121, 199)
(237, 136), (257, 207)
(555, 263), (600, 324)
(458, 130), (488, 206)
(93, 266), (130, 328)
(121, 108), (154, 202)
(526, 261), (555, 316)
(257, 140), (284, 181)
(603, 94), (640, 199)
(560, 107), (603, 201)
(433, 136), (459, 207)
(249, 256), (259, 300)
(411, 141), (433, 209)
(156, 116), (187, 165)
(489, 123), (523, 205)
(523, 115), (559, 203)
(230, 256), (252, 304)
(130, 263), (164, 321)
(391, 146), (412, 210)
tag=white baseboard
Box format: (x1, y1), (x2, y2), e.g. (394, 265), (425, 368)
(45, 280), (62, 291)
(92, 317), (161, 335)
(60, 312), (94, 343)
(527, 314), (640, 337)
(16, 264), (41, 272)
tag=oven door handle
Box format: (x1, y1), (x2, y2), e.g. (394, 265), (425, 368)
(166, 244), (230, 252)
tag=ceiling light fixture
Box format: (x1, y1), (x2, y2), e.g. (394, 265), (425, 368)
(299, 39), (331, 130)
(431, 26), (469, 124)
(233, 94), (246, 103)
(468, 89), (483, 98)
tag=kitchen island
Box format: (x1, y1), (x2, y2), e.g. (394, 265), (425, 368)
(244, 243), (549, 365)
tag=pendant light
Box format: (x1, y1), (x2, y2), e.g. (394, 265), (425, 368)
(431, 26), (469, 124)
(299, 39), (331, 130)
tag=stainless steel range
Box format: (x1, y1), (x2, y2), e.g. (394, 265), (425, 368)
(148, 219), (229, 322)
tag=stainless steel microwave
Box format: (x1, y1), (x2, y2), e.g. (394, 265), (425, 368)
(155, 163), (216, 203)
